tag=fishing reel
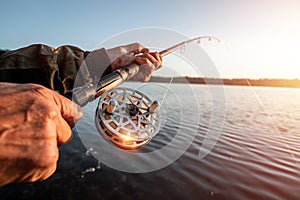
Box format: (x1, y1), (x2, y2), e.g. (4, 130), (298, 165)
(95, 87), (161, 150)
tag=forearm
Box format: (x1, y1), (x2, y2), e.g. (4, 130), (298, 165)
(0, 44), (112, 94)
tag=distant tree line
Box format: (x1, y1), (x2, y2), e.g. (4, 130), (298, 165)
(148, 76), (300, 88)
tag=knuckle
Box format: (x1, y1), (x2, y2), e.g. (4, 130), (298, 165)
(119, 47), (126, 53)
(36, 102), (58, 120)
(47, 107), (58, 119)
(133, 43), (144, 50)
(35, 143), (58, 168)
(27, 101), (59, 130)
(25, 84), (59, 120)
(26, 83), (44, 89)
(27, 164), (56, 182)
(27, 84), (49, 94)
(26, 175), (40, 183)
(39, 166), (56, 181)
(132, 42), (140, 47)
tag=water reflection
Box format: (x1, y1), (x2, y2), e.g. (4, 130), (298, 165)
(1, 85), (300, 200)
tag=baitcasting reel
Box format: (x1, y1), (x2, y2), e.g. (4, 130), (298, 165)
(95, 87), (161, 150)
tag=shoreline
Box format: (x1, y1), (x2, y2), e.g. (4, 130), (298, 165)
(148, 76), (300, 88)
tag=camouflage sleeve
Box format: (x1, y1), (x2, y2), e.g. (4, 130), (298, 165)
(0, 44), (112, 94)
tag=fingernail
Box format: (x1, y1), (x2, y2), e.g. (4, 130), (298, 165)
(136, 56), (141, 60)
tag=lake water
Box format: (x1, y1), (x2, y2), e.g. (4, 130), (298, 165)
(1, 83), (300, 200)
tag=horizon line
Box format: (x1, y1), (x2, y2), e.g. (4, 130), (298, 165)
(152, 75), (300, 80)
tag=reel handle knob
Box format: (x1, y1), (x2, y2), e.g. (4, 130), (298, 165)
(106, 100), (118, 114)
(149, 100), (160, 113)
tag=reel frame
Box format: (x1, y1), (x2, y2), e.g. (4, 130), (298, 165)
(95, 87), (161, 150)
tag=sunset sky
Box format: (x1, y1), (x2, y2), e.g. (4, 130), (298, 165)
(1, 0), (299, 79)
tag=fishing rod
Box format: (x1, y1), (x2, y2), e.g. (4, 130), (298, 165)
(69, 36), (220, 107)
(71, 35), (219, 150)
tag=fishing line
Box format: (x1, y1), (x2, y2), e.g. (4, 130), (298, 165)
(159, 77), (174, 110)
(246, 79), (300, 168)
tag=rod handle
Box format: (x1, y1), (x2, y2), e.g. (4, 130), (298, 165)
(65, 63), (140, 106)
(118, 63), (140, 81)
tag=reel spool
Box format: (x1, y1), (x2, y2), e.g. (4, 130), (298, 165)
(95, 87), (161, 150)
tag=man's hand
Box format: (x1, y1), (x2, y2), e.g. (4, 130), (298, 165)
(0, 83), (82, 186)
(106, 43), (162, 82)
(132, 52), (162, 82)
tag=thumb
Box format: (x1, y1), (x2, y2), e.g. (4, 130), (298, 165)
(52, 91), (83, 127)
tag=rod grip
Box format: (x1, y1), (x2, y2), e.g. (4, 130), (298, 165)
(65, 83), (97, 107)
(118, 63), (140, 81)
(65, 63), (140, 107)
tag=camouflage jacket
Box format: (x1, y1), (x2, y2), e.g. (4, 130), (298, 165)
(0, 44), (112, 94)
